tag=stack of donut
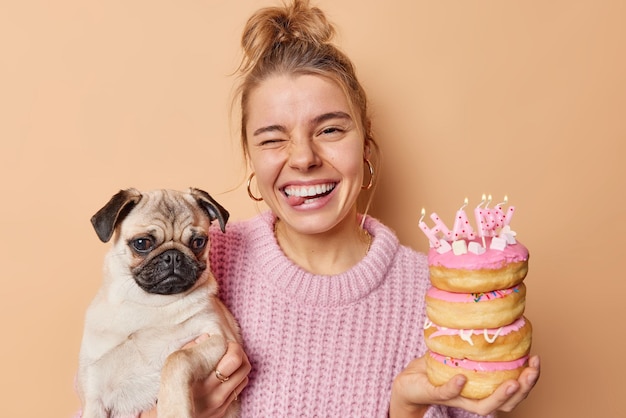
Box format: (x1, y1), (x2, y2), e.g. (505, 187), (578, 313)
(421, 204), (531, 399)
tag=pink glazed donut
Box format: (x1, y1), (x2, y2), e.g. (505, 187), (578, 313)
(425, 283), (526, 329)
(428, 238), (529, 293)
(423, 316), (532, 362)
(425, 351), (529, 399)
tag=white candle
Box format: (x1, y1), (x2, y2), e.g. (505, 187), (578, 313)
(484, 194), (497, 234)
(474, 194), (488, 247)
(418, 208), (441, 248)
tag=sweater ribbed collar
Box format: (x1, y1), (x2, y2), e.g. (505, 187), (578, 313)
(247, 211), (400, 307)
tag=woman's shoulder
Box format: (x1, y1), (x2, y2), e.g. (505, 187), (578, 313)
(209, 211), (276, 261)
(211, 211), (272, 239)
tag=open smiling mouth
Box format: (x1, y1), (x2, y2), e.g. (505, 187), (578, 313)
(283, 182), (337, 205)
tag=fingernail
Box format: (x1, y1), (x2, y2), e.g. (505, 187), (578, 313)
(527, 371), (539, 385)
(455, 376), (467, 387)
(195, 334), (210, 344)
(530, 356), (541, 369)
(506, 384), (518, 396)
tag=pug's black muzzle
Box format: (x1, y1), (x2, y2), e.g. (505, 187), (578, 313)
(134, 249), (206, 295)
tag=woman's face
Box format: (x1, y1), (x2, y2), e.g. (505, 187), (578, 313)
(245, 73), (366, 235)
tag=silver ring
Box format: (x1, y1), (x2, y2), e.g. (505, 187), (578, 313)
(215, 369), (229, 383)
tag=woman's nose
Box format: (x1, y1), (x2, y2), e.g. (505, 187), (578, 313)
(288, 139), (321, 170)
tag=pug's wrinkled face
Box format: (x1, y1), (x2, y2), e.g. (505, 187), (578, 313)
(121, 198), (211, 295)
(92, 188), (229, 296)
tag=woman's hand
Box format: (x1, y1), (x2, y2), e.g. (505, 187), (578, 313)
(140, 335), (251, 418)
(190, 335), (251, 418)
(389, 354), (540, 417)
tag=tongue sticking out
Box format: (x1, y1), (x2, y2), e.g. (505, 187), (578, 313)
(285, 184), (335, 206)
(287, 195), (307, 206)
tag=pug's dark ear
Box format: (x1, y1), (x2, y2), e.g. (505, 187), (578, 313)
(91, 188), (143, 242)
(190, 188), (229, 233)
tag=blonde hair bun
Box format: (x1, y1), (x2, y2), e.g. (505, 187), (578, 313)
(240, 0), (336, 73)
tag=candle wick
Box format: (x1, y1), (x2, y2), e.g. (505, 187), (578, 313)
(477, 194), (487, 209)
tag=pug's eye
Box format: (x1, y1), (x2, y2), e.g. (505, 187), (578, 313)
(190, 236), (207, 253)
(131, 238), (154, 253)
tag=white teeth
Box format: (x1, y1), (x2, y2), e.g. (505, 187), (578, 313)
(284, 183), (335, 197)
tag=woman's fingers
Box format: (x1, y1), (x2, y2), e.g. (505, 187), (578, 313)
(191, 340), (251, 416)
(213, 341), (250, 384)
(495, 355), (541, 412)
(391, 354), (540, 417)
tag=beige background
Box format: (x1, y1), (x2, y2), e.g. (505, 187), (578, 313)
(1, 1), (624, 417)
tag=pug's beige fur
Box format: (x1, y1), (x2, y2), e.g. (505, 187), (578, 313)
(77, 188), (241, 418)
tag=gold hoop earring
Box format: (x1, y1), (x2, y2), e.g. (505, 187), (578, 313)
(246, 172), (264, 201)
(362, 159), (375, 190)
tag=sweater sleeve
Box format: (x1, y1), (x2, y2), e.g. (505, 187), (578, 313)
(424, 404), (495, 418)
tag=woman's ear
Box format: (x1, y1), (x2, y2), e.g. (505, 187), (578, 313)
(363, 139), (372, 160)
(361, 118), (372, 154)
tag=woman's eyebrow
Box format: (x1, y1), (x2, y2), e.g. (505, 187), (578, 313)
(311, 111), (352, 126)
(253, 124), (286, 136)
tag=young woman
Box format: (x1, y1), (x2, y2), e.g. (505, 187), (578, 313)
(142, 1), (540, 416)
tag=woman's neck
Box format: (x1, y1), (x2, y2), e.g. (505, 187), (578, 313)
(273, 215), (371, 275)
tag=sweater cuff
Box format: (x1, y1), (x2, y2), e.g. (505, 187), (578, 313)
(424, 404), (446, 418)
(423, 404), (496, 418)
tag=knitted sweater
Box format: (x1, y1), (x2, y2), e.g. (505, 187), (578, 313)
(210, 212), (490, 418)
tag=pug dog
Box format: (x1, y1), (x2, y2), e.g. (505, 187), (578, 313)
(77, 188), (241, 418)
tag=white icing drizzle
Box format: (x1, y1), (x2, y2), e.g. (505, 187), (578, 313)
(484, 327), (504, 343)
(426, 318), (522, 344)
(459, 329), (474, 346)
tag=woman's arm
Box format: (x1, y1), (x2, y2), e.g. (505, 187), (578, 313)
(140, 337), (250, 418)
